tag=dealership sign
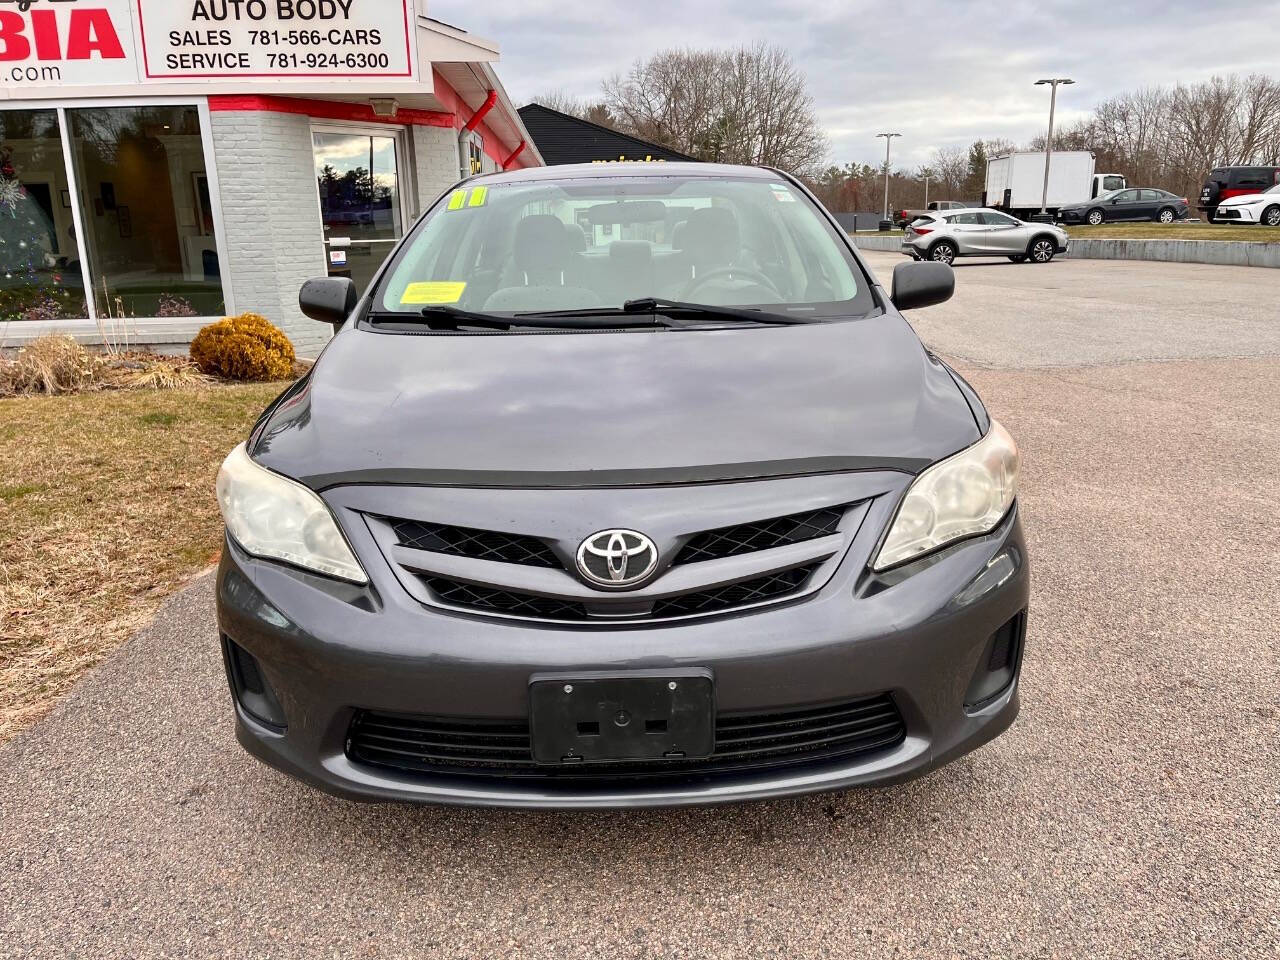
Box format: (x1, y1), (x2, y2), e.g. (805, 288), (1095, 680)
(0, 0), (415, 88)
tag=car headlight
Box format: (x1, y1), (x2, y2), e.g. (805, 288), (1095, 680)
(216, 443), (367, 583)
(873, 421), (1018, 572)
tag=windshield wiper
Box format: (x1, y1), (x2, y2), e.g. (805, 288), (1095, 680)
(370, 305), (672, 331)
(518, 297), (811, 326)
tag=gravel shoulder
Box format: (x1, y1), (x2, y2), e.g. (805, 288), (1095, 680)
(2, 257), (1277, 959)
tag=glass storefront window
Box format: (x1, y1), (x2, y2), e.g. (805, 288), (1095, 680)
(67, 105), (224, 319)
(0, 110), (86, 323)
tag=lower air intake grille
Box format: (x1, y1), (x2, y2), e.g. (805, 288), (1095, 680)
(347, 694), (905, 783)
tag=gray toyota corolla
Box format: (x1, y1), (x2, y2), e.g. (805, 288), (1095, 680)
(215, 162), (1028, 808)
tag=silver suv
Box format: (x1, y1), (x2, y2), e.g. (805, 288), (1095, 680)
(903, 208), (1068, 264)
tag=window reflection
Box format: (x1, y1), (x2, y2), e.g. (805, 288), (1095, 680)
(67, 106), (224, 319)
(0, 109), (86, 322)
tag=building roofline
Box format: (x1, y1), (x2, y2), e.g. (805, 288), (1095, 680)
(518, 102), (697, 161)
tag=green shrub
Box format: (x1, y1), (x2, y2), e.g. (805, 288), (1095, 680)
(190, 313), (295, 381)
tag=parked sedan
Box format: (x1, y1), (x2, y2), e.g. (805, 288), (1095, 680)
(215, 162), (1029, 808)
(902, 208), (1068, 264)
(1211, 184), (1280, 226)
(1058, 188), (1189, 225)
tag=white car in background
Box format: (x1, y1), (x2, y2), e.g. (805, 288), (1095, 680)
(1211, 184), (1280, 226)
(902, 208), (1069, 264)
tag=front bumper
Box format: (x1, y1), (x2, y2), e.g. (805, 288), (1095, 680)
(1211, 206), (1252, 222)
(216, 498), (1030, 809)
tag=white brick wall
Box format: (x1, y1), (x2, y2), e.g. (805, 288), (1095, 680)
(209, 110), (330, 356)
(411, 125), (461, 216)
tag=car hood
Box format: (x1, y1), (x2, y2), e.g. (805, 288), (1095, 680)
(250, 314), (982, 490)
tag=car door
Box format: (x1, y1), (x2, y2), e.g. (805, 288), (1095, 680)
(1135, 189), (1166, 219)
(946, 211), (986, 253)
(1108, 189), (1141, 221)
(976, 211), (1028, 252)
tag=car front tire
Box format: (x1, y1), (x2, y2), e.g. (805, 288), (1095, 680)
(929, 240), (957, 265)
(1086, 208), (1104, 226)
(1029, 237), (1056, 263)
(1157, 207), (1175, 223)
(1262, 205), (1280, 227)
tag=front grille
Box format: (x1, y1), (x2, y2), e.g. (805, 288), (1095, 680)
(422, 577), (590, 621)
(650, 564), (816, 617)
(347, 694), (905, 784)
(674, 507), (844, 564)
(422, 563), (817, 622)
(390, 519), (558, 567)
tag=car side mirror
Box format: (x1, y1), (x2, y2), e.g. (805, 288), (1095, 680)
(299, 276), (358, 329)
(891, 261), (954, 311)
(1110, 197), (1120, 204)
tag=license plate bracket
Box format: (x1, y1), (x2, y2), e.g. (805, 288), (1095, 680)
(529, 669), (714, 764)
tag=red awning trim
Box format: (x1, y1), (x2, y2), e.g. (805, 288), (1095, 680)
(501, 140), (527, 170)
(462, 90), (499, 133)
(207, 95), (454, 128)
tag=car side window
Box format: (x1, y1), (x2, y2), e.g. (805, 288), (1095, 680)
(1234, 168), (1269, 189)
(1115, 190), (1138, 202)
(950, 212), (983, 225)
(1138, 190), (1160, 202)
(978, 212), (1018, 226)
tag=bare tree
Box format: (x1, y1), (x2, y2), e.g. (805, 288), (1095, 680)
(602, 44), (827, 175)
(929, 145), (969, 198)
(528, 91), (621, 130)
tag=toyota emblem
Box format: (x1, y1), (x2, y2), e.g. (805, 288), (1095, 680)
(576, 529), (659, 588)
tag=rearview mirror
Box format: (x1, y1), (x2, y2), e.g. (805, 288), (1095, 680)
(299, 276), (358, 328)
(891, 261), (954, 311)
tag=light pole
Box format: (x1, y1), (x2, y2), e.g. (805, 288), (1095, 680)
(1034, 78), (1074, 218)
(876, 132), (901, 223)
(920, 167), (933, 207)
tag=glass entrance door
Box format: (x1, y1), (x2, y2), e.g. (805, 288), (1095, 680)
(313, 129), (404, 295)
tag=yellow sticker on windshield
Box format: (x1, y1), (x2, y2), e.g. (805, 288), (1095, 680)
(401, 281), (467, 304)
(467, 186), (488, 207)
(446, 190), (467, 211)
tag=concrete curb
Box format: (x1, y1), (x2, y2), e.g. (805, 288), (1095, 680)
(850, 233), (1280, 267)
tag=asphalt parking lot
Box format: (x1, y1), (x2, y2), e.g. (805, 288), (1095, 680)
(2, 252), (1277, 959)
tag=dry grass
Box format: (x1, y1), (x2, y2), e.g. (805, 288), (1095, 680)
(1063, 223), (1280, 242)
(0, 335), (104, 396)
(0, 381), (284, 741)
(1, 335), (215, 397)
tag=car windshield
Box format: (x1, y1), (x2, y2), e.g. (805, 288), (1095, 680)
(374, 173), (872, 320)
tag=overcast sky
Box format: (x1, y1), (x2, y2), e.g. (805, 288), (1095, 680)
(432, 0), (1280, 170)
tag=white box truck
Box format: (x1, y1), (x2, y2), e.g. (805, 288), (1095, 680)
(985, 152), (1126, 219)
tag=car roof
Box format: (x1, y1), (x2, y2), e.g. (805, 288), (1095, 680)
(463, 161), (783, 186)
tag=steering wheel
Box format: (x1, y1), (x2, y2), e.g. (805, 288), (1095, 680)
(682, 264), (781, 300)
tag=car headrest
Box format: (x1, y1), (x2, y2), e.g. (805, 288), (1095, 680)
(676, 207), (739, 266)
(514, 215), (572, 278)
(608, 240), (652, 267)
(564, 222), (587, 252)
